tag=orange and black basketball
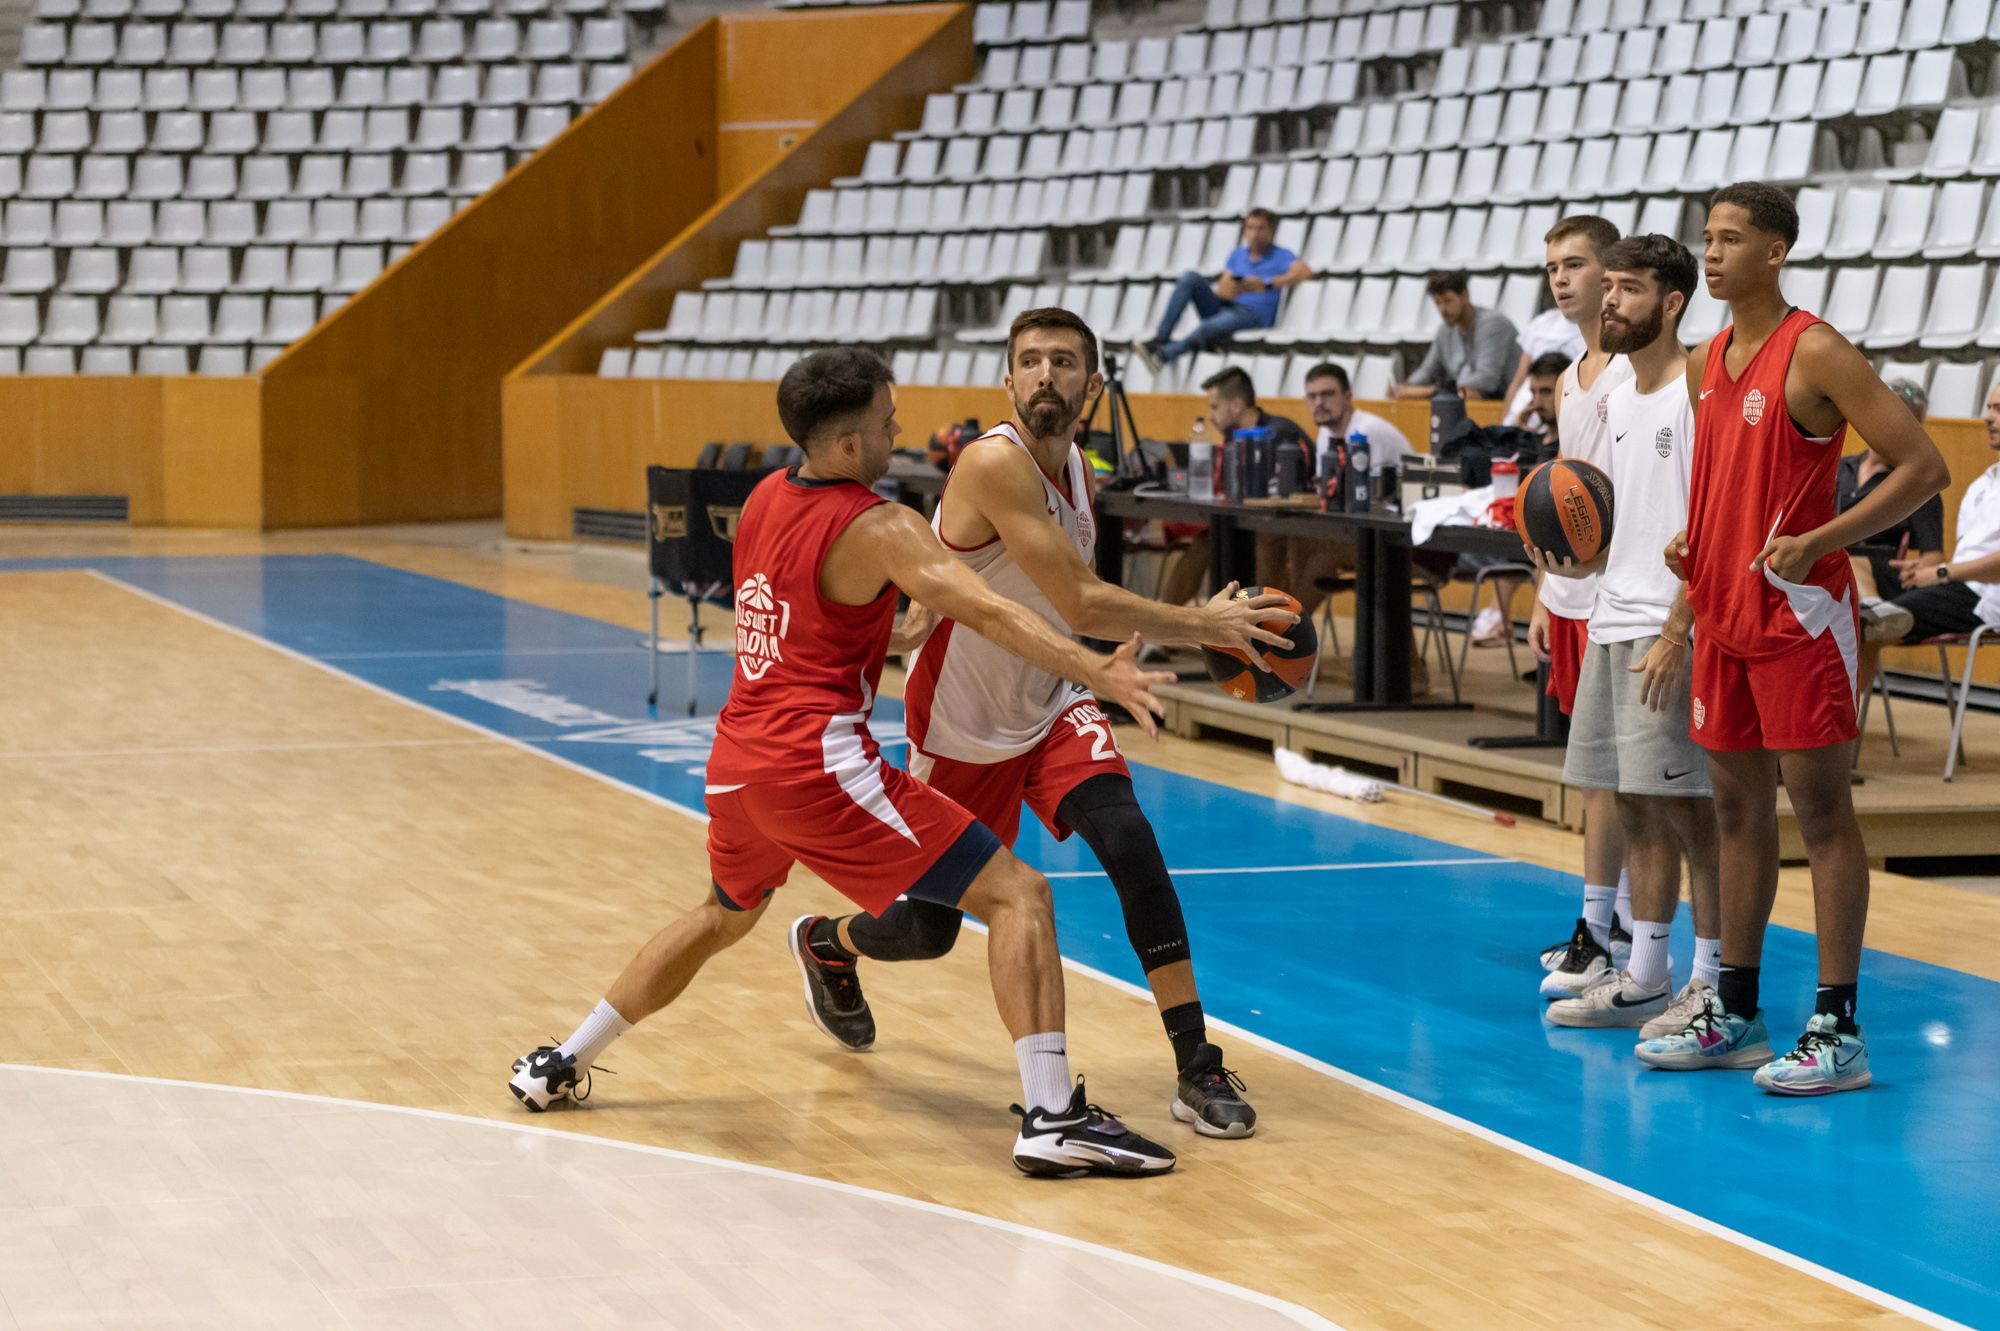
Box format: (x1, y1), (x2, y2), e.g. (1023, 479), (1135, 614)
(1517, 459), (1616, 565)
(1203, 586), (1317, 704)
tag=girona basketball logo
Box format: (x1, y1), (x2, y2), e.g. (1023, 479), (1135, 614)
(735, 572), (792, 682)
(1742, 389), (1766, 425)
(1692, 696), (1706, 730)
(1655, 426), (1674, 458)
(1596, 395), (1608, 424)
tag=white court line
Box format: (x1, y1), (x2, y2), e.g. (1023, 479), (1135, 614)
(318, 645), (651, 660)
(86, 570), (709, 826)
(0, 1063), (1340, 1331)
(1044, 857), (1497, 880)
(0, 736), (516, 761)
(87, 567), (1970, 1331)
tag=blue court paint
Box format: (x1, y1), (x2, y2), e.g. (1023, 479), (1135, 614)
(11, 553), (1997, 1328)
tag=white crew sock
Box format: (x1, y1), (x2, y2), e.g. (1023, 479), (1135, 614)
(1629, 919), (1673, 989)
(1613, 869), (1633, 934)
(1014, 1032), (1074, 1116)
(1693, 936), (1722, 991)
(1582, 883), (1617, 949)
(556, 998), (632, 1071)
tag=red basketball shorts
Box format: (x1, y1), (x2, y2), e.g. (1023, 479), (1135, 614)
(704, 759), (999, 916)
(1545, 612), (1589, 715)
(911, 699), (1132, 848)
(1690, 631), (1859, 753)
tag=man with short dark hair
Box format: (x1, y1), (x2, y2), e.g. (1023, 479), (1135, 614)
(1642, 181), (1950, 1094)
(803, 311), (1294, 1138)
(1522, 350), (1571, 445)
(1393, 270), (1522, 400)
(1132, 208), (1311, 371)
(510, 345), (1186, 1178)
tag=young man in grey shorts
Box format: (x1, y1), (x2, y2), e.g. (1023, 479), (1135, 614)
(1529, 234), (1723, 1037)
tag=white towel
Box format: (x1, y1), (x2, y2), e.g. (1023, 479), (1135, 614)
(1275, 746), (1384, 803)
(1408, 484), (1496, 546)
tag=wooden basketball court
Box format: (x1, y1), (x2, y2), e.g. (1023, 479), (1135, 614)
(2, 523), (1994, 1330)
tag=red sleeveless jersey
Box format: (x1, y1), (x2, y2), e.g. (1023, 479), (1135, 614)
(1687, 308), (1854, 659)
(707, 468), (896, 785)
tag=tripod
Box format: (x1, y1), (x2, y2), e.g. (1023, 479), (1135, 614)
(1084, 349), (1150, 483)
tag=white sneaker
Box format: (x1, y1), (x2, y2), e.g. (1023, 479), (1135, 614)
(1470, 606), (1506, 644)
(1546, 969), (1671, 1027)
(1641, 977), (1715, 1040)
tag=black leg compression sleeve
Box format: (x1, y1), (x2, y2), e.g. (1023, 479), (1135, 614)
(844, 897), (965, 963)
(1057, 773), (1192, 974)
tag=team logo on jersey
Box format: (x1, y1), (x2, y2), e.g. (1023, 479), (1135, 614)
(1742, 389), (1766, 425)
(1597, 396), (1609, 424)
(734, 572), (792, 682)
(1655, 426), (1674, 458)
(1692, 696), (1706, 730)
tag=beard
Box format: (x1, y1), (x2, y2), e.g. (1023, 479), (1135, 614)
(1017, 386), (1084, 439)
(1600, 303), (1664, 355)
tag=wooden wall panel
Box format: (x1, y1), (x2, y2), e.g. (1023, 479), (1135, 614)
(0, 379), (166, 522)
(161, 378), (263, 527)
(256, 21), (726, 528)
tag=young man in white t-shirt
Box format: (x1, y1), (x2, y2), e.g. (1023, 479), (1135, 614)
(1527, 215), (1638, 998)
(1529, 235), (1724, 1037)
(1504, 307), (1588, 426)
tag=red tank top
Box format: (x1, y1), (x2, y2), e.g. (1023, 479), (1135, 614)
(1687, 308), (1854, 658)
(706, 468), (896, 785)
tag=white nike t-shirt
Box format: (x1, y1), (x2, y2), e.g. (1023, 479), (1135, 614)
(1591, 375), (1693, 645)
(1538, 353), (1633, 622)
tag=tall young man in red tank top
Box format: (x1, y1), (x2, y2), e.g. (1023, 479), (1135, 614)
(791, 308), (1296, 1141)
(1638, 183), (1947, 1094)
(510, 348), (1185, 1178)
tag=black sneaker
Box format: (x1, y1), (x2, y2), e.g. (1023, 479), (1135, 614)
(1539, 916), (1631, 970)
(1171, 1043), (1257, 1138)
(1539, 916), (1613, 999)
(788, 914), (875, 1051)
(1011, 1080), (1176, 1178)
(509, 1045), (588, 1112)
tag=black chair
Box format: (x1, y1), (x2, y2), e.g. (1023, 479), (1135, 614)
(720, 442), (756, 469)
(694, 441), (723, 469)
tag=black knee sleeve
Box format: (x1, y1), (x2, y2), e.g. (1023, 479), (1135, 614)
(1058, 773), (1192, 973)
(845, 898), (964, 962)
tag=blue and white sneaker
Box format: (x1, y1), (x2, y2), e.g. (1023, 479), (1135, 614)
(1634, 989), (1773, 1070)
(1753, 1013), (1872, 1096)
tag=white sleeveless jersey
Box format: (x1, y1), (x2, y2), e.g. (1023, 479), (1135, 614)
(1591, 375), (1693, 645)
(904, 423), (1097, 764)
(1537, 352), (1633, 621)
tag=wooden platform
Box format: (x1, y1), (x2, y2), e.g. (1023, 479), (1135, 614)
(1155, 628), (2000, 862)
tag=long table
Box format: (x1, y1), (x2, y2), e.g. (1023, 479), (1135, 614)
(1095, 487), (1536, 714)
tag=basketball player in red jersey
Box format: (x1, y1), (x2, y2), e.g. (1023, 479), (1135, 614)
(510, 348), (1184, 1177)
(1640, 183), (1948, 1094)
(789, 308), (1296, 1139)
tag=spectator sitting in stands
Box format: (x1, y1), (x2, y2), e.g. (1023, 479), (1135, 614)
(1502, 307), (1586, 426)
(1156, 366), (1311, 608)
(1853, 379), (2000, 703)
(1131, 208), (1312, 373)
(1848, 377), (1950, 655)
(1392, 270), (1523, 402)
(1520, 350), (1571, 447)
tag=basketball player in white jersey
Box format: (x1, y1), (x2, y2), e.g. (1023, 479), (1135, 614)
(789, 307), (1296, 1138)
(1529, 235), (1724, 1038)
(1529, 215), (1639, 999)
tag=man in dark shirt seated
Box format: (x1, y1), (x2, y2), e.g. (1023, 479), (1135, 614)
(1131, 208), (1312, 372)
(1157, 366), (1310, 607)
(1845, 378), (1947, 646)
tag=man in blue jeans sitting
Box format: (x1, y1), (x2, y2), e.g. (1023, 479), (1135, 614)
(1131, 208), (1311, 372)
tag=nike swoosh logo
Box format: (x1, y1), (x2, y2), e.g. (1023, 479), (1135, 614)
(1833, 1047), (1863, 1071)
(1664, 768), (1695, 781)
(1616, 432), (1628, 442)
(1611, 989), (1663, 1008)
(1699, 390), (1714, 400)
(1647, 932), (1670, 942)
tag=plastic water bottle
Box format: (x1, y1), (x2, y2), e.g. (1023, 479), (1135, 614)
(1187, 419), (1214, 501)
(1344, 431), (1372, 512)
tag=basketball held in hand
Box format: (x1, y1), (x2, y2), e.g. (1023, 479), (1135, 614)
(1516, 459), (1615, 565)
(1203, 586), (1318, 703)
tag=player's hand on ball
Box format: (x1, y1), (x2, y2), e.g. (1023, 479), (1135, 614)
(1629, 634), (1688, 712)
(1095, 634), (1174, 741)
(1663, 530), (1689, 581)
(1524, 543), (1590, 579)
(1752, 532), (1816, 582)
(1204, 581), (1298, 669)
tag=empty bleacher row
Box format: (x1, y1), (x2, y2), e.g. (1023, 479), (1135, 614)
(597, 0), (2000, 416)
(0, 0), (649, 373)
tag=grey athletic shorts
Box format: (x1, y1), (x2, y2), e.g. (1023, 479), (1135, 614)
(1562, 635), (1712, 798)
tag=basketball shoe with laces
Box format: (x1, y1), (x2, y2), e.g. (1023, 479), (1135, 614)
(1634, 989), (1773, 1070)
(1012, 1081), (1177, 1178)
(1753, 1013), (1872, 1095)
(1540, 917), (1631, 971)
(788, 915), (875, 1051)
(1540, 917), (1614, 998)
(508, 1045), (589, 1112)
(1640, 977), (1715, 1040)
(1171, 1043), (1257, 1138)
(1545, 968), (1670, 1027)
